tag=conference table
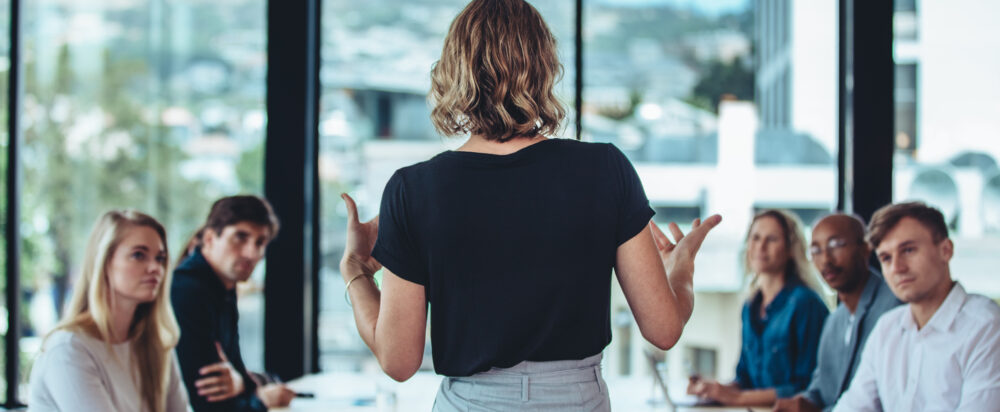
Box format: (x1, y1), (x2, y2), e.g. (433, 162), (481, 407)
(276, 371), (770, 412)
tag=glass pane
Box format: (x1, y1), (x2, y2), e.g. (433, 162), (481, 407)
(0, 0), (9, 397)
(19, 0), (266, 393)
(892, 0), (1000, 298)
(317, 0), (576, 377)
(584, 0), (838, 394)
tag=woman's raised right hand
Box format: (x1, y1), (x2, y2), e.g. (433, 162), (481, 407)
(649, 214), (722, 274)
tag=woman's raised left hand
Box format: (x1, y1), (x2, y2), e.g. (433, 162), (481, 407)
(340, 193), (382, 281)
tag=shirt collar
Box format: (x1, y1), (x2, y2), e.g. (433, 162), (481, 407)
(753, 280), (800, 318)
(922, 281), (966, 332)
(178, 247), (232, 299)
(902, 281), (966, 333)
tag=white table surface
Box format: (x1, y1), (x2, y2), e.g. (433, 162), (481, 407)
(275, 371), (768, 412)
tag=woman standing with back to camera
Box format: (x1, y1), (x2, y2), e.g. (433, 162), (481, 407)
(339, 0), (721, 410)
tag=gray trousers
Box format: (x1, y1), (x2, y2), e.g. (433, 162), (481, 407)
(432, 353), (611, 412)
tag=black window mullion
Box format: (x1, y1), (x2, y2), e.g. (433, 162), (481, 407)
(4, 0), (24, 407)
(837, 0), (851, 212)
(263, 0), (322, 379)
(840, 0), (894, 222)
(574, 0), (583, 140)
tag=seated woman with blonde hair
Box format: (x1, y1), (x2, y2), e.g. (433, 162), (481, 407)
(688, 209), (829, 407)
(29, 210), (190, 412)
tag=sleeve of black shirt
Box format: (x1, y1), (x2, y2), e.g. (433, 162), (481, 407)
(372, 169), (429, 286)
(605, 143), (655, 245)
(172, 278), (267, 412)
(228, 328), (267, 412)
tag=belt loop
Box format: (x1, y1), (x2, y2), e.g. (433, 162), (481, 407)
(444, 377), (453, 391)
(521, 375), (529, 402)
(593, 365), (605, 394)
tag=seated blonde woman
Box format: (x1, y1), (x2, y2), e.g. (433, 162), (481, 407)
(29, 210), (190, 412)
(688, 209), (829, 407)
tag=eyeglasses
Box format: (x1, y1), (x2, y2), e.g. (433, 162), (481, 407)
(809, 237), (851, 257)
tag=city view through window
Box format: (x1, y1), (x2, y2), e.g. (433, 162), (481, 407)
(13, 0), (267, 395)
(891, 0), (1000, 299)
(1, 0), (998, 407)
(314, 0), (1000, 402)
(315, 0), (840, 394)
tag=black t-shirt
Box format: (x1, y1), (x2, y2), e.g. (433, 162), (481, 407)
(371, 138), (654, 377)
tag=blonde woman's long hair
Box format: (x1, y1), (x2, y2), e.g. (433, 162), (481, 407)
(742, 209), (826, 300)
(429, 0), (566, 142)
(50, 210), (180, 412)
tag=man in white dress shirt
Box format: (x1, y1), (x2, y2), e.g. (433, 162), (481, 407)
(833, 202), (1000, 411)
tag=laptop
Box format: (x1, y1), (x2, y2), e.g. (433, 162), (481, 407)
(643, 349), (719, 411)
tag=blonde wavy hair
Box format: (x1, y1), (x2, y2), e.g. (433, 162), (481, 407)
(430, 0), (566, 142)
(48, 210), (180, 412)
(741, 209), (826, 300)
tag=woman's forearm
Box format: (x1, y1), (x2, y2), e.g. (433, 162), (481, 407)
(733, 388), (777, 407)
(344, 267), (381, 355)
(666, 260), (695, 324)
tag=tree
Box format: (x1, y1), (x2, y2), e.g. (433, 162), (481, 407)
(20, 43), (218, 330)
(688, 56), (755, 113)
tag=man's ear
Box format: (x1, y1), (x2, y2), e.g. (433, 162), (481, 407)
(202, 228), (219, 249)
(939, 238), (954, 262)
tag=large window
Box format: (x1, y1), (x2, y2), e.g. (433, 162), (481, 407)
(584, 0), (838, 386)
(0, 0), (9, 397)
(18, 0), (266, 393)
(12, 0), (983, 406)
(312, 0), (838, 404)
(892, 0), (1000, 298)
(317, 0), (575, 373)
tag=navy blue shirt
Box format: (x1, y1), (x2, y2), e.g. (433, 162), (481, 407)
(371, 138), (654, 377)
(172, 248), (266, 412)
(735, 281), (829, 398)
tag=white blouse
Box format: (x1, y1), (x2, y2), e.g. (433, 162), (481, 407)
(29, 330), (190, 412)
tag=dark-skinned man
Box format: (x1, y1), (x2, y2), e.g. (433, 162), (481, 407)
(773, 214), (900, 412)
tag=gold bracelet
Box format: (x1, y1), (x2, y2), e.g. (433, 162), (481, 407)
(344, 273), (377, 306)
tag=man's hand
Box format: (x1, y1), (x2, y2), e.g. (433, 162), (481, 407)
(773, 395), (821, 412)
(256, 383), (296, 408)
(195, 342), (245, 402)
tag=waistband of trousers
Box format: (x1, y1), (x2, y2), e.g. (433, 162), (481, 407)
(452, 353), (604, 385)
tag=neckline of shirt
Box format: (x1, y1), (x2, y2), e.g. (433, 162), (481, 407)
(439, 137), (564, 164)
(54, 329), (131, 350)
(902, 281), (965, 333)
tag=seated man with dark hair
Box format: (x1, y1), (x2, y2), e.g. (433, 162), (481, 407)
(172, 195), (296, 411)
(773, 214), (901, 412)
(833, 202), (1000, 411)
